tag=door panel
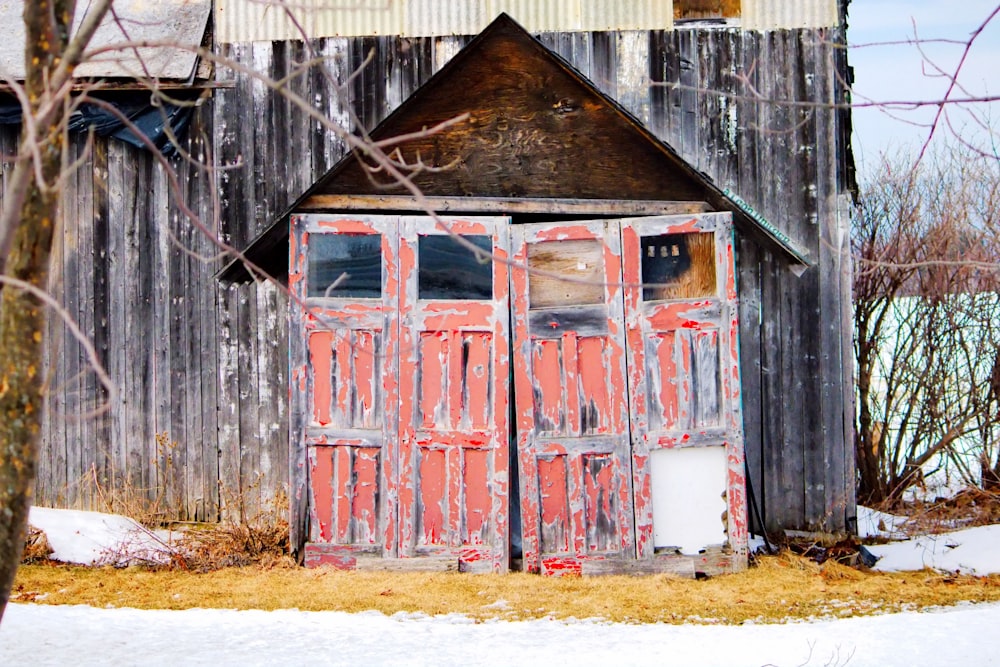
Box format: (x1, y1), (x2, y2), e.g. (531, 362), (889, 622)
(511, 221), (634, 573)
(291, 214), (398, 557)
(398, 217), (510, 571)
(620, 213), (747, 560)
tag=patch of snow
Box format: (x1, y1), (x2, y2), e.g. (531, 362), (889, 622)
(867, 524), (1000, 575)
(27, 507), (176, 567)
(857, 505), (910, 540)
(3, 602), (1000, 666)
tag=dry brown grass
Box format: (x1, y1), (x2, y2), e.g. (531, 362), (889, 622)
(13, 551), (1000, 624)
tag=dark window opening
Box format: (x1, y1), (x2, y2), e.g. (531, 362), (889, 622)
(308, 233), (383, 298)
(641, 232), (716, 301)
(418, 234), (493, 300)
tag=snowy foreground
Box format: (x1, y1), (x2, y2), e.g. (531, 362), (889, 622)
(4, 506), (1000, 666)
(3, 601), (999, 666)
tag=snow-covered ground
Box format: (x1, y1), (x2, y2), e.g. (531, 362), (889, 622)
(3, 600), (999, 667)
(3, 506), (1000, 666)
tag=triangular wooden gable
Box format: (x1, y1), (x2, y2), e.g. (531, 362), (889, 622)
(314, 14), (704, 201)
(219, 13), (809, 283)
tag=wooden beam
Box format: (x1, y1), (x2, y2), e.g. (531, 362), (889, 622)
(298, 194), (712, 216)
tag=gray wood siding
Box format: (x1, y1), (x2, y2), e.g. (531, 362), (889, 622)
(26, 26), (853, 534)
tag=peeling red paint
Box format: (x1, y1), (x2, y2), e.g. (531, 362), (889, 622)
(308, 332), (333, 425)
(463, 449), (491, 544)
(316, 218), (383, 233)
(310, 447), (335, 542)
(419, 449), (446, 545)
(465, 334), (492, 429)
(538, 455), (569, 554)
(541, 557), (582, 577)
(532, 340), (563, 432)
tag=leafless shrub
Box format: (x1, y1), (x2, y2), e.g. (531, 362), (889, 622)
(853, 142), (1000, 505)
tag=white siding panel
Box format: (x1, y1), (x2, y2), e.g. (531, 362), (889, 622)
(217, 0), (671, 42)
(216, 0), (839, 43)
(407, 0), (487, 37)
(742, 0), (838, 31)
(217, 0), (403, 43)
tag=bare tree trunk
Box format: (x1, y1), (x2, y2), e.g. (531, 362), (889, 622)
(0, 0), (79, 623)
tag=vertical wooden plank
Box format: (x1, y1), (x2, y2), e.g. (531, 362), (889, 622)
(126, 148), (155, 505)
(615, 31), (651, 127)
(590, 31), (617, 99)
(288, 217), (310, 554)
(675, 28), (700, 165)
(74, 135), (98, 509)
(647, 29), (671, 148)
(213, 42), (248, 250)
(105, 140), (127, 503)
(737, 236), (766, 534)
(62, 134), (84, 507)
(238, 282), (261, 517)
(41, 133), (68, 507)
(256, 279), (286, 507)
(316, 37), (353, 174)
(91, 137), (112, 511)
(217, 282), (242, 521)
(191, 108), (221, 521)
(151, 155), (180, 517)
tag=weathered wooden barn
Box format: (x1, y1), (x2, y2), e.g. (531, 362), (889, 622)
(6, 0), (856, 572)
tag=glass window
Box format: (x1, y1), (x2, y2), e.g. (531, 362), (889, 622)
(527, 239), (605, 309)
(308, 234), (382, 298)
(641, 232), (716, 301)
(418, 234), (493, 300)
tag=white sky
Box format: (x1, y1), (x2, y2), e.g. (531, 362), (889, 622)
(847, 0), (1000, 175)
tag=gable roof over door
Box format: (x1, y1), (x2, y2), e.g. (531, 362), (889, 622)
(220, 13), (808, 283)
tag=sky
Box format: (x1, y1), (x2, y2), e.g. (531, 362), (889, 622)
(847, 0), (1000, 176)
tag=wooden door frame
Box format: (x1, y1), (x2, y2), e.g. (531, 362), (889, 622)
(289, 214), (400, 567)
(396, 216), (512, 572)
(620, 213), (748, 572)
(510, 220), (635, 575)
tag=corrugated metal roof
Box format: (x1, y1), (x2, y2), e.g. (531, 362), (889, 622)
(742, 0), (838, 31)
(216, 0), (674, 43)
(0, 0), (211, 80)
(215, 0), (840, 43)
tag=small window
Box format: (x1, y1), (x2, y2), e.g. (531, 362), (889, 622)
(418, 234), (493, 300)
(641, 232), (716, 301)
(308, 234), (382, 298)
(674, 0), (741, 19)
(527, 239), (605, 309)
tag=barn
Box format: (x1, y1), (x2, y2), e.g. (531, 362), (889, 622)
(10, 0), (856, 573)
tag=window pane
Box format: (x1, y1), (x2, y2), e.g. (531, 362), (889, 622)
(527, 239), (605, 309)
(308, 234), (382, 298)
(418, 234), (493, 300)
(641, 232), (716, 301)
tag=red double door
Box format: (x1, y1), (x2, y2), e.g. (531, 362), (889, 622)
(291, 212), (745, 573)
(512, 215), (746, 574)
(291, 214), (510, 571)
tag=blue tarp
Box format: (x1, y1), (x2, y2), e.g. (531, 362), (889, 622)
(0, 92), (195, 156)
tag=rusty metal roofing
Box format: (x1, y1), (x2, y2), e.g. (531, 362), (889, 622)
(216, 0), (840, 43)
(0, 0), (211, 81)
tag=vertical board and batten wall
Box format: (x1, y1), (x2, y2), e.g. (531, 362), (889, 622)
(28, 21), (854, 533)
